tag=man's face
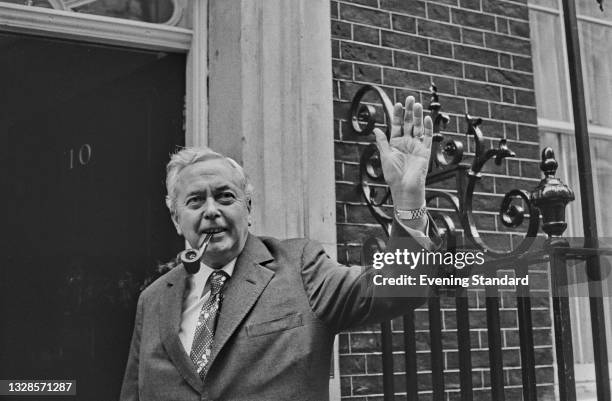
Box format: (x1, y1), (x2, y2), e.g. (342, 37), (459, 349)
(171, 158), (251, 268)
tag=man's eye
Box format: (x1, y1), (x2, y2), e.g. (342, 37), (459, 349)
(186, 196), (204, 206)
(217, 192), (236, 203)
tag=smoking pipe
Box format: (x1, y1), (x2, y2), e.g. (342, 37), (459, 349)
(179, 233), (213, 274)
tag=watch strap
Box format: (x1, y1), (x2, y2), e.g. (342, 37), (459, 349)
(394, 205), (427, 220)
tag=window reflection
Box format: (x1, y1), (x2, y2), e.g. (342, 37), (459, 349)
(529, 10), (571, 122)
(579, 21), (612, 128)
(74, 0), (175, 24)
(2, 0), (52, 8)
(529, 0), (558, 9)
(0, 0), (189, 27)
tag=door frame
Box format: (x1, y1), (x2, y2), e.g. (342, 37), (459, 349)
(0, 1), (206, 146)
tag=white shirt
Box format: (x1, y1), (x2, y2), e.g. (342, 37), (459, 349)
(178, 259), (236, 354)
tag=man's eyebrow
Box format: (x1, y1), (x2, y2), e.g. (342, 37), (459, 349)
(185, 189), (207, 197)
(185, 185), (236, 197)
(214, 184), (236, 192)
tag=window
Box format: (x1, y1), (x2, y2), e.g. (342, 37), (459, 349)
(529, 0), (612, 398)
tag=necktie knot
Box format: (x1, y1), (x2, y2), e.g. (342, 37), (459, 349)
(209, 270), (228, 296)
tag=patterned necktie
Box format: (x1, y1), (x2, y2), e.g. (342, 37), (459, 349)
(190, 270), (228, 379)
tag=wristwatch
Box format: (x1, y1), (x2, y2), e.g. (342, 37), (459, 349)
(394, 205), (427, 220)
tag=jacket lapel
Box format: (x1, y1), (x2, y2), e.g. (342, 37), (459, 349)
(206, 234), (275, 371)
(159, 267), (204, 394)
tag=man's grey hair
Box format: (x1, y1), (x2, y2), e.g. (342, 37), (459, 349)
(165, 147), (253, 216)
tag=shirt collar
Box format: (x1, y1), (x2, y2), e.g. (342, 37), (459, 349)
(200, 259), (236, 279)
(188, 258), (236, 299)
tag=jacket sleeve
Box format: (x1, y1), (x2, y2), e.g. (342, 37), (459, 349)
(119, 293), (144, 401)
(300, 219), (436, 333)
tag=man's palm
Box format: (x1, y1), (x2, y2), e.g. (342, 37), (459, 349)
(374, 96), (433, 210)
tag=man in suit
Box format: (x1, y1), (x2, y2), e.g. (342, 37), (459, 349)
(120, 97), (436, 400)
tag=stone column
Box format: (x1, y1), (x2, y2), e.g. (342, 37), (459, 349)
(208, 0), (336, 254)
(185, 0), (208, 147)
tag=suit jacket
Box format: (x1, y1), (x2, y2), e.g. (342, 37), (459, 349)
(120, 229), (431, 401)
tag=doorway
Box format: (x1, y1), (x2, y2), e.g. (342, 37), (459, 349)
(0, 33), (185, 400)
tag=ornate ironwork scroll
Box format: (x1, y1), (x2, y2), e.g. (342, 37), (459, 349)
(350, 85), (395, 236)
(428, 83), (459, 171)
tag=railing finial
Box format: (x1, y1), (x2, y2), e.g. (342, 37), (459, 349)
(531, 147), (575, 238)
(540, 147), (558, 177)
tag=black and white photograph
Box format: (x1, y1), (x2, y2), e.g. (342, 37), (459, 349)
(1, 0), (612, 400)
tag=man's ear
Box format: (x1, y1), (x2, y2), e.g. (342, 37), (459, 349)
(171, 213), (183, 236)
(166, 196), (183, 236)
(246, 199), (253, 227)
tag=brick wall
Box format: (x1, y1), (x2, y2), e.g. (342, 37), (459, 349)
(331, 0), (555, 400)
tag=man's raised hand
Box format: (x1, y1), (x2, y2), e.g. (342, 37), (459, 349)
(373, 96), (433, 211)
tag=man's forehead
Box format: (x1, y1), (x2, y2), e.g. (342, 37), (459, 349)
(176, 158), (243, 190)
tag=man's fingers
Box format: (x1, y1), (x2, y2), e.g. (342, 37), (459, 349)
(424, 115), (433, 136)
(404, 96), (415, 128)
(374, 128), (391, 156)
(422, 116), (434, 150)
(412, 103), (424, 137)
(391, 103), (403, 138)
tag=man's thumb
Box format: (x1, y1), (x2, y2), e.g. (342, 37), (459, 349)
(373, 128), (390, 156)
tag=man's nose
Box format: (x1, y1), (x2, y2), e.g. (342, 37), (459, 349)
(202, 199), (221, 219)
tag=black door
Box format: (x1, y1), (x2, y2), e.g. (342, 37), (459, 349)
(0, 33), (185, 400)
